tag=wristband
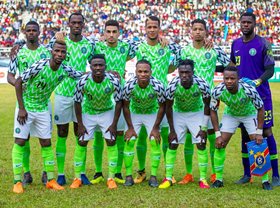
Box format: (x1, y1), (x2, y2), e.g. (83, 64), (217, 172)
(215, 131), (221, 138)
(202, 115), (210, 128)
(256, 129), (263, 135)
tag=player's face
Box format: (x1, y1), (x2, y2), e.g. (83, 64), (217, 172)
(25, 25), (40, 43)
(223, 70), (239, 92)
(136, 63), (151, 84)
(52, 43), (67, 65)
(105, 26), (119, 45)
(179, 65), (193, 89)
(145, 20), (160, 41)
(90, 58), (106, 78)
(192, 23), (206, 42)
(240, 16), (255, 36)
(68, 15), (84, 36)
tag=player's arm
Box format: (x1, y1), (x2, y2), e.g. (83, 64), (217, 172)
(124, 38), (142, 60)
(214, 45), (234, 67)
(15, 77), (27, 125)
(123, 100), (137, 141)
(7, 57), (18, 86)
(150, 102), (165, 144)
(63, 65), (83, 79)
(255, 106), (265, 144)
(166, 99), (177, 143)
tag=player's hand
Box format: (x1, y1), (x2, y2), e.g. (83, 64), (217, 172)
(159, 36), (169, 48)
(124, 128), (137, 142)
(255, 134), (263, 145)
(106, 124), (117, 142)
(241, 77), (256, 87)
(215, 136), (225, 149)
(10, 45), (20, 59)
(17, 108), (28, 125)
(204, 38), (213, 50)
(149, 127), (161, 145)
(108, 70), (121, 81)
(168, 131), (178, 144)
(77, 123), (87, 141)
(196, 130), (207, 145)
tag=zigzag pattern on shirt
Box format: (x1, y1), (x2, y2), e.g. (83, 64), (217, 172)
(61, 64), (83, 79)
(21, 58), (49, 82)
(210, 82), (225, 111)
(8, 56), (18, 74)
(73, 73), (91, 103)
(105, 72), (122, 102)
(149, 76), (165, 103)
(123, 76), (138, 101)
(193, 75), (211, 98)
(214, 45), (231, 66)
(165, 76), (180, 100)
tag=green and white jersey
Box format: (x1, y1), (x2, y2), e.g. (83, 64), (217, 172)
(74, 72), (122, 115)
(123, 76), (165, 114)
(176, 45), (230, 89)
(9, 44), (50, 75)
(21, 58), (83, 112)
(166, 75), (211, 112)
(210, 80), (264, 116)
(48, 35), (95, 97)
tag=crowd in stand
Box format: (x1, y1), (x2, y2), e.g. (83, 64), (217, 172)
(0, 0), (280, 48)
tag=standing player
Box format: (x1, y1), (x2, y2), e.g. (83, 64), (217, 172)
(122, 60), (165, 187)
(12, 38), (82, 193)
(49, 12), (95, 186)
(174, 19), (230, 184)
(8, 21), (51, 186)
(70, 54), (122, 189)
(210, 66), (272, 190)
(159, 59), (211, 189)
(230, 12), (280, 186)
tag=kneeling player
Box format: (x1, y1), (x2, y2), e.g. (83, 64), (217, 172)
(210, 66), (272, 190)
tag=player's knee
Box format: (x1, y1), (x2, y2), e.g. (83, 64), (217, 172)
(196, 143), (206, 150)
(105, 139), (116, 146)
(263, 128), (273, 137)
(57, 124), (69, 137)
(78, 140), (88, 147)
(14, 138), (26, 146)
(169, 143), (178, 150)
(39, 139), (51, 147)
(207, 129), (215, 135)
(117, 131), (124, 136)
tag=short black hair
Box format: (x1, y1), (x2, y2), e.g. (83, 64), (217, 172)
(136, 59), (152, 69)
(146, 16), (160, 27)
(224, 66), (239, 76)
(178, 59), (195, 71)
(25, 21), (40, 30)
(105, 20), (119, 30)
(90, 54), (106, 63)
(191, 19), (207, 30)
(240, 12), (256, 23)
(69, 12), (85, 22)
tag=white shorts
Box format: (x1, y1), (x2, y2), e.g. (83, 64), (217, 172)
(128, 113), (158, 136)
(82, 110), (115, 141)
(13, 108), (51, 139)
(48, 101), (53, 131)
(117, 111), (125, 131)
(160, 115), (169, 128)
(173, 111), (204, 144)
(54, 94), (77, 125)
(220, 114), (257, 135)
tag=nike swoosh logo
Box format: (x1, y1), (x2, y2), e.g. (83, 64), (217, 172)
(235, 50), (239, 53)
(265, 121), (271, 125)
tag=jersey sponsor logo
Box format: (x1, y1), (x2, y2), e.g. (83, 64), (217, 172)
(54, 115), (59, 121)
(148, 93), (155, 99)
(119, 46), (125, 54)
(158, 48), (165, 56)
(40, 53), (47, 59)
(105, 87), (111, 94)
(15, 128), (21, 134)
(249, 48), (257, 56)
(205, 52), (211, 59)
(58, 75), (64, 82)
(81, 47), (87, 54)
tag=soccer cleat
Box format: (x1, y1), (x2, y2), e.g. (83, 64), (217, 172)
(13, 182), (24, 194)
(81, 174), (91, 185)
(107, 178), (117, 189)
(57, 175), (66, 186)
(272, 176), (280, 187)
(41, 171), (48, 185)
(46, 179), (64, 190)
(115, 173), (125, 184)
(70, 178), (82, 189)
(148, 176), (159, 188)
(22, 171), (33, 186)
(199, 179), (210, 189)
(172, 176), (176, 184)
(262, 181), (273, 190)
(235, 175), (253, 184)
(210, 173), (216, 183)
(124, 175), (134, 186)
(90, 173), (105, 184)
(159, 178), (172, 189)
(178, 174), (194, 184)
(211, 180), (224, 188)
(134, 170), (146, 184)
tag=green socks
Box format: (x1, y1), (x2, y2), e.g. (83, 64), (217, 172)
(197, 149), (208, 180)
(93, 131), (104, 173)
(23, 140), (30, 174)
(136, 126), (147, 171)
(208, 133), (216, 174)
(124, 139), (136, 176)
(56, 136), (66, 175)
(12, 143), (24, 182)
(74, 143), (87, 179)
(107, 145), (118, 178)
(41, 146), (55, 180)
(214, 148), (226, 181)
(161, 127), (169, 161)
(116, 135), (125, 174)
(77, 136), (87, 174)
(262, 173), (269, 183)
(150, 139), (161, 176)
(184, 133), (194, 174)
(165, 148), (177, 180)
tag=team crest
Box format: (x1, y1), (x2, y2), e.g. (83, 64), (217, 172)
(249, 48), (257, 56)
(58, 75), (64, 82)
(40, 53), (47, 59)
(205, 52), (211, 59)
(158, 49), (165, 56)
(120, 46), (125, 54)
(81, 47), (87, 54)
(148, 93), (155, 99)
(15, 128), (21, 134)
(105, 87), (111, 94)
(54, 115), (59, 121)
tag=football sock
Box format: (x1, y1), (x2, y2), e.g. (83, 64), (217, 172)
(208, 133), (216, 174)
(74, 143), (86, 179)
(165, 148), (177, 180)
(22, 140), (30, 173)
(150, 138), (161, 176)
(124, 138), (136, 176)
(242, 153), (251, 177)
(12, 143), (24, 182)
(241, 125), (251, 177)
(56, 136), (66, 175)
(262, 173), (269, 183)
(266, 135), (279, 177)
(77, 136), (87, 174)
(184, 133), (194, 174)
(161, 127), (169, 161)
(107, 145), (118, 178)
(116, 135), (125, 174)
(41, 146), (55, 180)
(214, 148), (226, 181)
(136, 126), (147, 171)
(93, 132), (104, 173)
(197, 149), (208, 180)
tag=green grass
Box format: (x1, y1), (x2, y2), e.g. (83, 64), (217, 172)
(0, 83), (280, 208)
